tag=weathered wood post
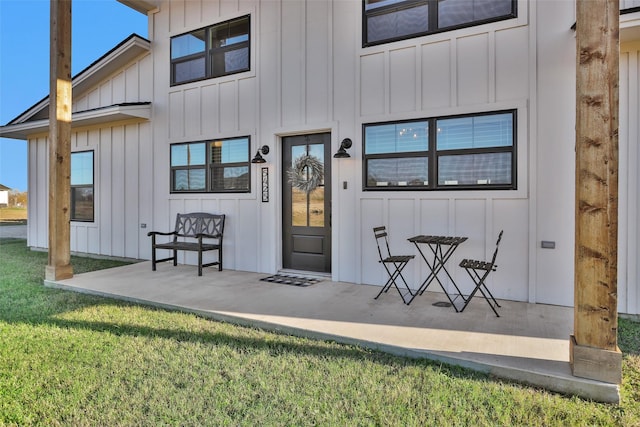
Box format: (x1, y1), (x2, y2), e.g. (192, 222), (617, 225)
(45, 0), (74, 281)
(571, 0), (621, 384)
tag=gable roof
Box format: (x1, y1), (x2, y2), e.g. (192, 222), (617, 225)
(0, 34), (151, 140)
(0, 184), (11, 191)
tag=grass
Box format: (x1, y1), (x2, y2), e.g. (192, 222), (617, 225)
(1, 238), (639, 426)
(0, 207), (27, 223)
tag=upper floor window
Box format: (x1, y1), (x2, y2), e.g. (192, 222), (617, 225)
(363, 0), (516, 47)
(363, 110), (516, 190)
(71, 151), (94, 221)
(171, 15), (250, 85)
(170, 137), (251, 193)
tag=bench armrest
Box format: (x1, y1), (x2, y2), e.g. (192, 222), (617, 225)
(147, 231), (177, 237)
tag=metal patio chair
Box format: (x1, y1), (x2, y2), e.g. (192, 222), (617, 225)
(373, 226), (416, 305)
(458, 230), (504, 317)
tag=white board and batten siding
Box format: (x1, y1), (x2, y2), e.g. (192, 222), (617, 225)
(27, 53), (153, 261)
(620, 40), (640, 315)
(22, 0), (638, 314)
(148, 0), (531, 302)
(356, 1), (531, 303)
(149, 1), (262, 273)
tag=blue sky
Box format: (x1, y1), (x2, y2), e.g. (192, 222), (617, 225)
(0, 0), (148, 192)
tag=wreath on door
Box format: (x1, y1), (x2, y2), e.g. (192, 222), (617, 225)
(287, 154), (324, 193)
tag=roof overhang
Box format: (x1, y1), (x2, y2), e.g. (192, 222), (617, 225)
(621, 10), (640, 43)
(0, 103), (151, 140)
(571, 9), (640, 43)
(7, 34), (150, 126)
(117, 0), (159, 14)
(73, 35), (151, 99)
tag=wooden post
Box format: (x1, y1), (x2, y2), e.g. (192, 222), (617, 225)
(45, 0), (73, 281)
(571, 0), (621, 384)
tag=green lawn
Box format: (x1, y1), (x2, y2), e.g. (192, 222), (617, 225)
(1, 238), (639, 426)
(0, 206), (27, 223)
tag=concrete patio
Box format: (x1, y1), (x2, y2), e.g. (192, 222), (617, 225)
(45, 261), (620, 403)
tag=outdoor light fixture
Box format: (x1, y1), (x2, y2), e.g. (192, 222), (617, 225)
(333, 138), (352, 158)
(251, 145), (270, 163)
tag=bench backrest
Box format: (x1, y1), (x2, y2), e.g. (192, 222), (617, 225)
(174, 213), (225, 240)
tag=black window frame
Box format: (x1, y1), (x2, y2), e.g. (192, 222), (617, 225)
(362, 0), (517, 47)
(170, 136), (252, 194)
(363, 109), (517, 191)
(70, 150), (95, 222)
(171, 15), (251, 86)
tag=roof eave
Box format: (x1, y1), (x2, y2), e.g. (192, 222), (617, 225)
(7, 34), (151, 126)
(117, 0), (159, 14)
(621, 10), (640, 43)
(0, 103), (151, 140)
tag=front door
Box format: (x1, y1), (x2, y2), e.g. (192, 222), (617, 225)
(282, 133), (331, 273)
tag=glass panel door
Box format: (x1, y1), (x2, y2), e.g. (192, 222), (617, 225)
(282, 134), (331, 272)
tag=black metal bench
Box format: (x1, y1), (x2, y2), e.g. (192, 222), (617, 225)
(148, 212), (225, 276)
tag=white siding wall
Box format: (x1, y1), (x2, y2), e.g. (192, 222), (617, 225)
(27, 135), (49, 250)
(619, 41), (640, 315)
(356, 2), (530, 302)
(149, 1), (262, 272)
(533, 0), (576, 306)
(74, 55), (153, 111)
(25, 0), (638, 313)
(145, 0), (533, 303)
(27, 53), (153, 260)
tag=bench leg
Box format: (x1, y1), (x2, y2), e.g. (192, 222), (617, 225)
(150, 234), (157, 271)
(198, 250), (203, 276)
(173, 250), (178, 266)
(218, 248), (223, 271)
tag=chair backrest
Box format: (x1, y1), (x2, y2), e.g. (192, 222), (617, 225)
(489, 230), (504, 266)
(373, 226), (391, 261)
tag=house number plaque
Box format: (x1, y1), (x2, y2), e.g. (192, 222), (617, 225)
(261, 167), (269, 202)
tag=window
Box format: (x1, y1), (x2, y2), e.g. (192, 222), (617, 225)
(363, 110), (516, 190)
(171, 137), (251, 193)
(363, 0), (516, 47)
(171, 15), (250, 85)
(71, 151), (94, 221)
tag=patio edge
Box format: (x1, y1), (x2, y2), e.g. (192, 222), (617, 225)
(44, 279), (621, 404)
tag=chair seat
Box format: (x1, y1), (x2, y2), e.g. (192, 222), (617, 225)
(382, 255), (415, 263)
(459, 259), (494, 271)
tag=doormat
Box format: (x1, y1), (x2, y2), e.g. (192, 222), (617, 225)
(260, 274), (323, 287)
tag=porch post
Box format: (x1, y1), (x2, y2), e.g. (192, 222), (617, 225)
(45, 0), (73, 281)
(571, 0), (621, 384)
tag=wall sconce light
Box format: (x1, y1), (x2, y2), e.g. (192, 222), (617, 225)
(333, 138), (352, 158)
(251, 145), (270, 163)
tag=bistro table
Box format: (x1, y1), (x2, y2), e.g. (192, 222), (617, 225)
(407, 235), (468, 311)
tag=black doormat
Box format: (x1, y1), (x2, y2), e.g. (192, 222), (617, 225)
(260, 274), (323, 287)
